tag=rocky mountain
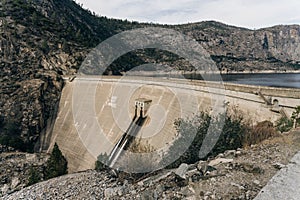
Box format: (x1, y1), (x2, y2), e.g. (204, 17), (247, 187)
(0, 0), (299, 150)
(0, 0), (137, 151)
(176, 21), (300, 72)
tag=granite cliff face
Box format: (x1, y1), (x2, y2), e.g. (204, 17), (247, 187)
(0, 0), (299, 150)
(178, 22), (300, 71)
(0, 0), (88, 150)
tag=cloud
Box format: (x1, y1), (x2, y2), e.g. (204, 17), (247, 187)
(76, 0), (300, 29)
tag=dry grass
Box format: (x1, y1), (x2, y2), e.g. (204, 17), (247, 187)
(129, 138), (154, 153)
(243, 121), (280, 147)
(226, 105), (280, 147)
(115, 138), (158, 178)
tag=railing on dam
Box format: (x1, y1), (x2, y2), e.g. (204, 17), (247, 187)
(64, 75), (300, 99)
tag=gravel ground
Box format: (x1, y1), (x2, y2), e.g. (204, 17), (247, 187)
(2, 128), (300, 200)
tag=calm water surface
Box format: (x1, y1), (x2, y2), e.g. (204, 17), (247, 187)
(177, 73), (300, 89)
(143, 72), (300, 88)
(221, 73), (300, 88)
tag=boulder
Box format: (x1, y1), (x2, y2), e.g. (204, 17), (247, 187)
(197, 161), (208, 174)
(209, 158), (234, 166)
(224, 150), (237, 158)
(175, 163), (189, 180)
(10, 177), (20, 189)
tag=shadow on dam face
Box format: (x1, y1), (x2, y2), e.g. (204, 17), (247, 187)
(107, 101), (149, 170)
(46, 76), (300, 173)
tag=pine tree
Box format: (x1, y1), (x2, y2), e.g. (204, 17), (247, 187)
(27, 167), (41, 186)
(32, 11), (38, 24)
(44, 143), (68, 180)
(41, 40), (50, 53)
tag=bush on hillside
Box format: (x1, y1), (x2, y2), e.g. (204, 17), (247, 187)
(114, 139), (157, 181)
(161, 110), (280, 169)
(0, 120), (34, 152)
(292, 106), (300, 128)
(276, 117), (293, 132)
(0, 133), (34, 152)
(160, 111), (247, 169)
(276, 106), (300, 132)
(44, 143), (68, 180)
(95, 153), (109, 171)
(27, 167), (42, 186)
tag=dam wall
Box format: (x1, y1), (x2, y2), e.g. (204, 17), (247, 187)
(46, 76), (300, 173)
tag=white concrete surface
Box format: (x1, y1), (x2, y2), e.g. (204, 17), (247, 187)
(255, 151), (300, 200)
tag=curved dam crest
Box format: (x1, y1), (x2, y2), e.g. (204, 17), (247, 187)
(44, 76), (300, 173)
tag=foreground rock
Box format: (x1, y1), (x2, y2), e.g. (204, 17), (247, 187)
(2, 129), (300, 200)
(0, 153), (48, 197)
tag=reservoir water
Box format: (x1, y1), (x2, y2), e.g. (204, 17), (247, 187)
(221, 73), (300, 89)
(180, 73), (300, 89)
(138, 72), (300, 88)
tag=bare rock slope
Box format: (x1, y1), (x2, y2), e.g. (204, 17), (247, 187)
(3, 129), (300, 200)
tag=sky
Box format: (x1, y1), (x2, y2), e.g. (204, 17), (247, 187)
(75, 0), (300, 29)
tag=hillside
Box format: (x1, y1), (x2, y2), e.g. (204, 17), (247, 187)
(0, 0), (137, 151)
(0, 0), (299, 150)
(177, 21), (300, 72)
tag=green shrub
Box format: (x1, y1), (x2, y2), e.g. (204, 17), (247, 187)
(160, 111), (247, 168)
(27, 167), (41, 186)
(4, 121), (21, 135)
(291, 106), (300, 128)
(41, 40), (50, 53)
(95, 153), (109, 171)
(210, 114), (246, 154)
(276, 117), (293, 132)
(44, 143), (68, 180)
(0, 134), (26, 151)
(276, 106), (300, 132)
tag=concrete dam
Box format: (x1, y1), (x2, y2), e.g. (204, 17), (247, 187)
(44, 76), (300, 173)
